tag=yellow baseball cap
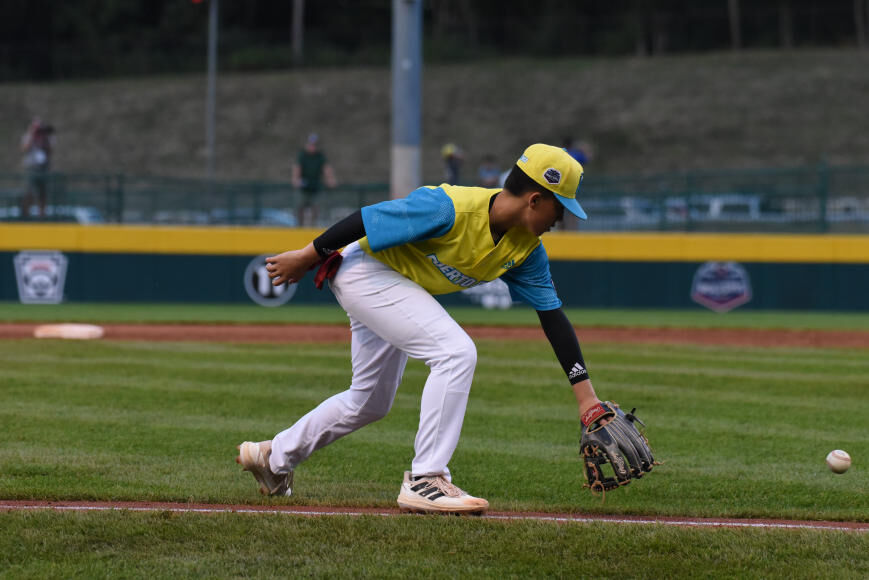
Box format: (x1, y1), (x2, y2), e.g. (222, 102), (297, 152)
(516, 143), (587, 220)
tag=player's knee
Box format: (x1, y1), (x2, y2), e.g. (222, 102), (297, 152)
(358, 405), (389, 423)
(425, 333), (477, 376)
(347, 393), (391, 424)
(448, 334), (477, 370)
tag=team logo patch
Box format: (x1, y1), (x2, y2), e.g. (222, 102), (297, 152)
(690, 261), (752, 313)
(14, 251), (68, 304)
(244, 254), (298, 307)
(543, 168), (561, 185)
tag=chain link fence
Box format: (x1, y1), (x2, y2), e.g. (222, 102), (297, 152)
(575, 163), (869, 233)
(0, 173), (388, 229)
(1, 163), (868, 233)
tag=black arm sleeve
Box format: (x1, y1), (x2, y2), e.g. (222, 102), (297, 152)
(312, 210), (366, 259)
(537, 308), (590, 384)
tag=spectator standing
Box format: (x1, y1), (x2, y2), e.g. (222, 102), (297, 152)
(293, 133), (337, 227)
(477, 154), (502, 188)
(20, 117), (55, 219)
(441, 143), (464, 184)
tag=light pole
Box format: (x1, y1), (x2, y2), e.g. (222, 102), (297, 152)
(292, 0), (304, 66)
(391, 0), (422, 199)
(205, 0), (219, 181)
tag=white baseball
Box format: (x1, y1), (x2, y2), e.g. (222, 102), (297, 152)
(826, 450), (851, 474)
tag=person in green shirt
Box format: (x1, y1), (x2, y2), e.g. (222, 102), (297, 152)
(292, 133), (337, 226)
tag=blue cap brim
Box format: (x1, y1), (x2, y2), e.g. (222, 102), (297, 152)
(554, 193), (587, 220)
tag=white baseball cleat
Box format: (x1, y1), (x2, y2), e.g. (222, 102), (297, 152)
(397, 471), (489, 515)
(236, 440), (293, 496)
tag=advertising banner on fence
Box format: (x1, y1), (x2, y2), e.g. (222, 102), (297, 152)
(243, 254), (297, 307)
(14, 250), (68, 304)
(690, 261), (752, 313)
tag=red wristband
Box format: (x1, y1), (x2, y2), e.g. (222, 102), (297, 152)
(313, 252), (343, 290)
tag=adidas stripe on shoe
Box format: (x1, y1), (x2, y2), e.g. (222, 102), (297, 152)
(236, 440), (293, 496)
(396, 471), (488, 515)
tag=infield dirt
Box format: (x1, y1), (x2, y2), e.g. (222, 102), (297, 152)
(0, 323), (867, 349)
(1, 500), (866, 532)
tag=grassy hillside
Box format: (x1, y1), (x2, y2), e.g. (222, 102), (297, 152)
(2, 49), (868, 184)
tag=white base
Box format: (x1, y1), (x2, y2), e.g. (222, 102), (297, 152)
(34, 324), (104, 340)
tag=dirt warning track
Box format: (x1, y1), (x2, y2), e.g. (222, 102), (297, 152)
(1, 323), (867, 349)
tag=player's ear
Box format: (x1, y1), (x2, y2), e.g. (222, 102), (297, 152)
(528, 191), (543, 207)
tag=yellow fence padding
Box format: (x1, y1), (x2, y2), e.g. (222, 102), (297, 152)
(1, 224), (868, 263)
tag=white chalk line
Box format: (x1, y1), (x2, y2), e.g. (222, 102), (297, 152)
(0, 503), (864, 532)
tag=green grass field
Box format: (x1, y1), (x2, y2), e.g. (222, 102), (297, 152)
(1, 304), (867, 577)
(1, 511), (866, 578)
(2, 301), (868, 330)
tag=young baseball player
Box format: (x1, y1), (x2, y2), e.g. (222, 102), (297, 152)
(237, 143), (603, 514)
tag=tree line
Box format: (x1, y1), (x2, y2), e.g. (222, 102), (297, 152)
(2, 0), (867, 81)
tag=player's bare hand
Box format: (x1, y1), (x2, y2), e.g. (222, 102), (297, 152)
(576, 384), (610, 425)
(265, 244), (320, 286)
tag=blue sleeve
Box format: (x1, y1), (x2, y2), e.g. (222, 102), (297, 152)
(361, 186), (456, 252)
(500, 244), (563, 311)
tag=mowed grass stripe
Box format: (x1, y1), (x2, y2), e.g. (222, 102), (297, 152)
(604, 380), (866, 420)
(11, 349), (860, 390)
(0, 511), (866, 579)
(2, 341), (863, 437)
(1, 341), (863, 427)
(586, 344), (869, 367)
(1, 337), (863, 372)
(478, 341), (867, 372)
(475, 352), (869, 375)
(0, 341), (350, 367)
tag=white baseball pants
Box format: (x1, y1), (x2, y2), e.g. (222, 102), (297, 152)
(270, 241), (476, 480)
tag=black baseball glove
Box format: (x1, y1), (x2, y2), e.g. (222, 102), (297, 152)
(580, 401), (654, 493)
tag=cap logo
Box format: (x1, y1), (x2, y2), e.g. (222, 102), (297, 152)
(543, 168), (561, 185)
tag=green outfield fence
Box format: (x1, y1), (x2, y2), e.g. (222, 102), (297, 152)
(2, 162), (868, 233)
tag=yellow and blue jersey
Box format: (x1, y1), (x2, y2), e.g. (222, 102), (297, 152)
(359, 184), (562, 310)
